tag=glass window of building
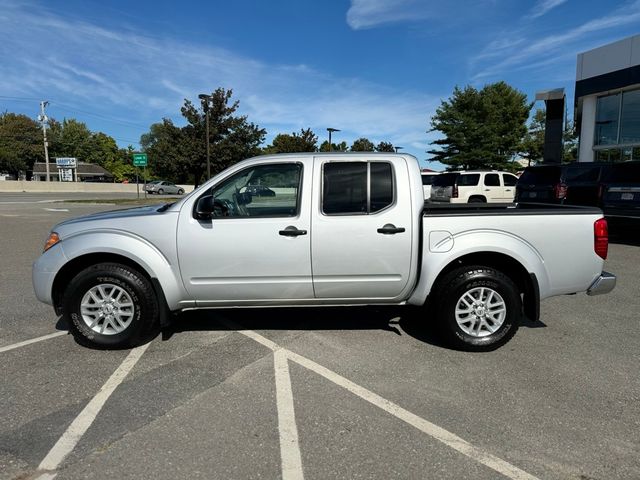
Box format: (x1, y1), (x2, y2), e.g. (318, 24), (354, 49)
(595, 93), (620, 145)
(620, 90), (640, 144)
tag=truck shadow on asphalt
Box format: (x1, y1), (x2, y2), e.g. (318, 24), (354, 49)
(163, 306), (545, 352)
(55, 306), (545, 352)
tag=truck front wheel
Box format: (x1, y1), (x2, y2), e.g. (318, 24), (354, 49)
(434, 266), (521, 351)
(63, 263), (158, 348)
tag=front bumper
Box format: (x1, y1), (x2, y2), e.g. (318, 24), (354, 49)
(32, 243), (68, 305)
(586, 271), (616, 296)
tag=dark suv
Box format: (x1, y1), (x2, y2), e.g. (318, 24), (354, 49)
(516, 163), (611, 207)
(601, 161), (640, 219)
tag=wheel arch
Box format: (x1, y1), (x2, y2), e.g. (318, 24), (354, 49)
(409, 249), (543, 322)
(51, 231), (189, 314)
(468, 195), (487, 203)
(429, 252), (539, 322)
(51, 253), (163, 315)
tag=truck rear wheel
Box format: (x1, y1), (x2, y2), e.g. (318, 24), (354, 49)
(63, 263), (158, 348)
(434, 266), (521, 351)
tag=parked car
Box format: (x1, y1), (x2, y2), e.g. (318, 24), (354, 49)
(601, 161), (640, 219)
(421, 172), (440, 200)
(515, 163), (612, 206)
(430, 170), (519, 203)
(245, 184), (276, 197)
(145, 180), (184, 195)
(33, 153), (614, 352)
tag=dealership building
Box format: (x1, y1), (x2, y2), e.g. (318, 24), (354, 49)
(575, 34), (640, 163)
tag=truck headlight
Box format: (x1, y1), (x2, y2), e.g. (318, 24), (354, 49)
(43, 232), (60, 252)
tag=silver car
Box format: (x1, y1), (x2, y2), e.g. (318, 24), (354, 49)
(145, 180), (184, 195)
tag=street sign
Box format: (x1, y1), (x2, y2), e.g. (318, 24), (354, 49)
(55, 157), (77, 167)
(132, 153), (148, 167)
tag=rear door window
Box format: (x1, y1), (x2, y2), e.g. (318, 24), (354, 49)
(503, 174), (518, 186)
(484, 174), (500, 186)
(323, 161), (394, 215)
(458, 174), (480, 186)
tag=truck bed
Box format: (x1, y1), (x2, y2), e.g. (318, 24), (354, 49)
(423, 202), (603, 216)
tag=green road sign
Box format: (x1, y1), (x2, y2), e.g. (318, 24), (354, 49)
(132, 153), (148, 167)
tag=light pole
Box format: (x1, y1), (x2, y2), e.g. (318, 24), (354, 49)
(38, 101), (51, 181)
(394, 146), (403, 153)
(326, 127), (340, 152)
(198, 94), (212, 180)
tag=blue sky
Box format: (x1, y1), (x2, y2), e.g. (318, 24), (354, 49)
(2, 0), (640, 169)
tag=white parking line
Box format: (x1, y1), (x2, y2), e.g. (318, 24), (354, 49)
(37, 342), (151, 473)
(0, 331), (67, 353)
(228, 324), (539, 480)
(274, 349), (305, 480)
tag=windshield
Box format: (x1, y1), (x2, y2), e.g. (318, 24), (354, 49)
(518, 166), (562, 184)
(603, 161), (640, 183)
(432, 173), (459, 187)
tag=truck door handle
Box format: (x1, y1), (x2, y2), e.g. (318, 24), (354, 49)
(377, 224), (405, 235)
(279, 226), (307, 237)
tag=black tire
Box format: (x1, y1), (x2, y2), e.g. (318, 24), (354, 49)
(433, 266), (521, 351)
(468, 197), (486, 203)
(63, 263), (158, 348)
(177, 189), (184, 195)
(158, 188), (164, 195)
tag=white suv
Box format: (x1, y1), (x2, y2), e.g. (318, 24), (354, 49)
(420, 172), (440, 200)
(430, 170), (519, 204)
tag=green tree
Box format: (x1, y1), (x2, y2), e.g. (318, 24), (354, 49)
(141, 119), (193, 183)
(48, 119), (120, 166)
(264, 128), (318, 153)
(563, 118), (578, 162)
(520, 108), (546, 166)
(180, 88), (266, 185)
(0, 112), (43, 174)
(319, 140), (348, 152)
(142, 88), (265, 186)
(350, 137), (375, 151)
(428, 81), (531, 170)
(375, 141), (395, 152)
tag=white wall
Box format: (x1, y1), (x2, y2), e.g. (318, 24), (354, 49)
(577, 34), (640, 81)
(0, 181), (195, 193)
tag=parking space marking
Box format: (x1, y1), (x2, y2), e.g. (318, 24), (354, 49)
(37, 342), (151, 473)
(0, 331), (67, 353)
(274, 349), (305, 480)
(227, 323), (539, 480)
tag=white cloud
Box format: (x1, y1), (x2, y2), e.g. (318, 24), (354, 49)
(346, 0), (425, 30)
(0, 1), (438, 156)
(527, 0), (569, 19)
(472, 1), (640, 81)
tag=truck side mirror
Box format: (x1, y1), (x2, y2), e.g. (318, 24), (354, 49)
(194, 195), (215, 220)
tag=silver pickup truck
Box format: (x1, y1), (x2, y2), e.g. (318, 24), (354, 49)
(33, 153), (616, 351)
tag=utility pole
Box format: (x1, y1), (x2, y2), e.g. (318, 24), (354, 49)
(38, 101), (51, 181)
(198, 94), (212, 180)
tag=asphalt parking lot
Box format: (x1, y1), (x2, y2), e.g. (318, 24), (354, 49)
(1, 192), (639, 480)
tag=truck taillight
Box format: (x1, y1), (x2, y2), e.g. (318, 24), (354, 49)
(452, 185), (459, 198)
(594, 218), (608, 260)
(554, 182), (567, 199)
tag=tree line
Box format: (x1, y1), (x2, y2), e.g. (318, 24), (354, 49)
(0, 82), (576, 183)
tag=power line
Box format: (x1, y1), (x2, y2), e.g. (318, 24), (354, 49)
(50, 102), (149, 129)
(0, 95), (42, 102)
